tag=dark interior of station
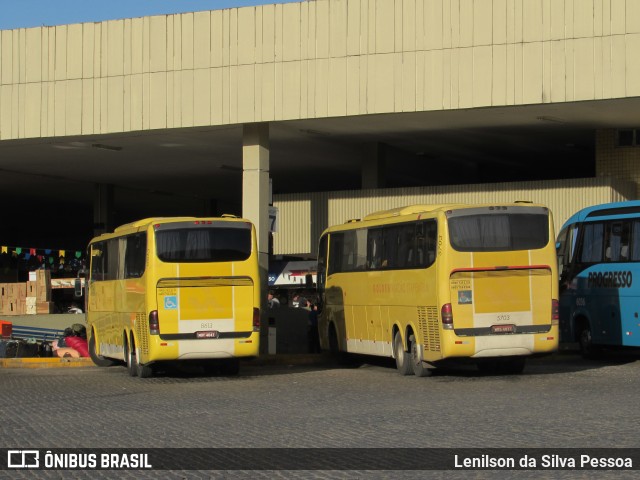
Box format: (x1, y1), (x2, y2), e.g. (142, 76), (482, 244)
(1, 123), (596, 254)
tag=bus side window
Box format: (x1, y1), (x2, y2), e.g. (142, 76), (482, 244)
(580, 223), (604, 264)
(367, 229), (383, 269)
(416, 220), (437, 268)
(632, 221), (640, 261)
(90, 243), (106, 281)
(317, 235), (328, 291)
(556, 227), (569, 277)
(124, 233), (147, 278)
(328, 233), (344, 275)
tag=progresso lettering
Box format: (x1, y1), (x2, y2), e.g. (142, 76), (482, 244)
(587, 271), (633, 289)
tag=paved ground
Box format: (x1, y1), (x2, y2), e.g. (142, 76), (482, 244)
(1, 352), (639, 479)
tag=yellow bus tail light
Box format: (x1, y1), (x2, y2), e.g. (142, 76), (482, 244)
(441, 303), (454, 330)
(149, 310), (160, 335)
(253, 308), (260, 332)
(552, 299), (559, 325)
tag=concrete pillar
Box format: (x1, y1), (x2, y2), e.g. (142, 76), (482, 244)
(93, 184), (114, 237)
(361, 142), (387, 189)
(242, 123), (270, 352)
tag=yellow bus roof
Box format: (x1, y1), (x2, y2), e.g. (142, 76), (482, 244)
(362, 204), (468, 221)
(113, 215), (245, 233)
(324, 202), (549, 233)
(89, 215), (249, 243)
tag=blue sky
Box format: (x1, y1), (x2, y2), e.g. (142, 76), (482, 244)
(0, 0), (299, 30)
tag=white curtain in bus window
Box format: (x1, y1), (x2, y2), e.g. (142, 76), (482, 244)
(581, 223), (604, 263)
(185, 230), (211, 259)
(449, 214), (547, 250)
(367, 229), (383, 269)
(156, 231), (183, 260)
(481, 215), (510, 248)
(449, 215), (509, 249)
(605, 222), (623, 262)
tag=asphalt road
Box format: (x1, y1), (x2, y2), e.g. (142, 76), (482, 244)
(1, 352), (639, 479)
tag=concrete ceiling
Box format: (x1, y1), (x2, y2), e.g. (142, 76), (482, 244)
(1, 97), (638, 248)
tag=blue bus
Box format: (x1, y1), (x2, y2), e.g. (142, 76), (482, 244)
(556, 201), (640, 357)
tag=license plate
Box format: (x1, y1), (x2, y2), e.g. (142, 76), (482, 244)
(491, 324), (515, 334)
(196, 330), (219, 339)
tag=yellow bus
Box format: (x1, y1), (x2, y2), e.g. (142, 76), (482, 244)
(316, 203), (559, 376)
(86, 216), (261, 377)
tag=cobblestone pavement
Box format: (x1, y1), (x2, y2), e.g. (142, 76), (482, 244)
(1, 352), (639, 479)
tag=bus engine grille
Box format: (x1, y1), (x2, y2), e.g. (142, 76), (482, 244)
(136, 313), (149, 355)
(418, 306), (440, 352)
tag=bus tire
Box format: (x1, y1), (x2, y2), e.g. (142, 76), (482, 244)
(328, 324), (340, 356)
(393, 331), (413, 376)
(136, 361), (154, 378)
(220, 359), (240, 376)
(410, 335), (433, 377)
(579, 324), (600, 359)
(327, 324), (347, 365)
(125, 334), (137, 377)
(477, 360), (499, 374)
(498, 356), (526, 375)
(88, 332), (117, 367)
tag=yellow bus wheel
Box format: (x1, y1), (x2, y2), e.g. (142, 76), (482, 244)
(88, 331), (117, 367)
(410, 335), (432, 377)
(393, 331), (412, 376)
(125, 333), (137, 377)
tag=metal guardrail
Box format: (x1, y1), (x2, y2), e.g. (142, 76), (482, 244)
(10, 325), (64, 343)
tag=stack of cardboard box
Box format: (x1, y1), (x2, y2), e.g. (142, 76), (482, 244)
(0, 284), (8, 315)
(26, 278), (37, 314)
(0, 270), (54, 315)
(0, 283), (26, 315)
(35, 269), (54, 314)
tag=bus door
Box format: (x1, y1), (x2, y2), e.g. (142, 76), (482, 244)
(557, 223), (579, 343)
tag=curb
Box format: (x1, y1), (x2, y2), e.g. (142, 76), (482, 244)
(0, 354), (331, 369)
(0, 357), (94, 369)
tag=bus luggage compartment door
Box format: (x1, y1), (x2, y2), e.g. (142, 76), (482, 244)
(449, 267), (552, 356)
(156, 277), (254, 358)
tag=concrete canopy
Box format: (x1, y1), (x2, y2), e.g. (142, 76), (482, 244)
(1, 0), (640, 249)
(4, 98), (639, 213)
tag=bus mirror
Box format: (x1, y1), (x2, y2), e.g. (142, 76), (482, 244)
(74, 278), (83, 298)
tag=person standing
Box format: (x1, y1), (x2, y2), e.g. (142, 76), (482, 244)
(307, 301), (321, 353)
(267, 291), (280, 309)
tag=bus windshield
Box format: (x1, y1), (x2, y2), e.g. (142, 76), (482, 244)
(155, 224), (252, 262)
(448, 212), (549, 251)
